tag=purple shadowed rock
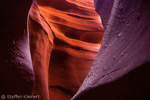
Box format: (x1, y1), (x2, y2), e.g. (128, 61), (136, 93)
(72, 0), (150, 100)
(0, 0), (35, 95)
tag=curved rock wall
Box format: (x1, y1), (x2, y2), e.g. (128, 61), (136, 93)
(0, 0), (35, 95)
(29, 0), (103, 100)
(1, 0), (149, 100)
(72, 0), (150, 100)
(29, 3), (54, 100)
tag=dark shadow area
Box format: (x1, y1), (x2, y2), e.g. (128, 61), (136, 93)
(74, 63), (150, 100)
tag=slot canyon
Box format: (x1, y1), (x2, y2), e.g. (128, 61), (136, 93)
(0, 0), (150, 100)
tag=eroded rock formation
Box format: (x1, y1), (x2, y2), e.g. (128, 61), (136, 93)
(1, 0), (150, 100)
(0, 0), (35, 95)
(29, 3), (53, 100)
(72, 0), (150, 100)
(29, 0), (103, 100)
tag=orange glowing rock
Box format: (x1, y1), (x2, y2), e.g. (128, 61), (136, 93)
(29, 0), (103, 100)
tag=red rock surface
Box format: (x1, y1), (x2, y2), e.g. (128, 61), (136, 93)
(29, 3), (53, 100)
(1, 0), (150, 100)
(29, 0), (103, 100)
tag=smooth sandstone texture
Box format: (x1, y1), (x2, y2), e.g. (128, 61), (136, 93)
(28, 0), (103, 100)
(29, 3), (54, 100)
(72, 0), (150, 100)
(0, 0), (35, 95)
(0, 0), (103, 99)
(1, 0), (149, 100)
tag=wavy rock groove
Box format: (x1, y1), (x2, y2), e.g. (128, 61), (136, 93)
(1, 0), (150, 100)
(29, 0), (103, 100)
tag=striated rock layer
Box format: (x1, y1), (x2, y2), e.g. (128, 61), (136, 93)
(0, 0), (103, 99)
(2, 0), (149, 100)
(72, 0), (150, 100)
(29, 0), (103, 100)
